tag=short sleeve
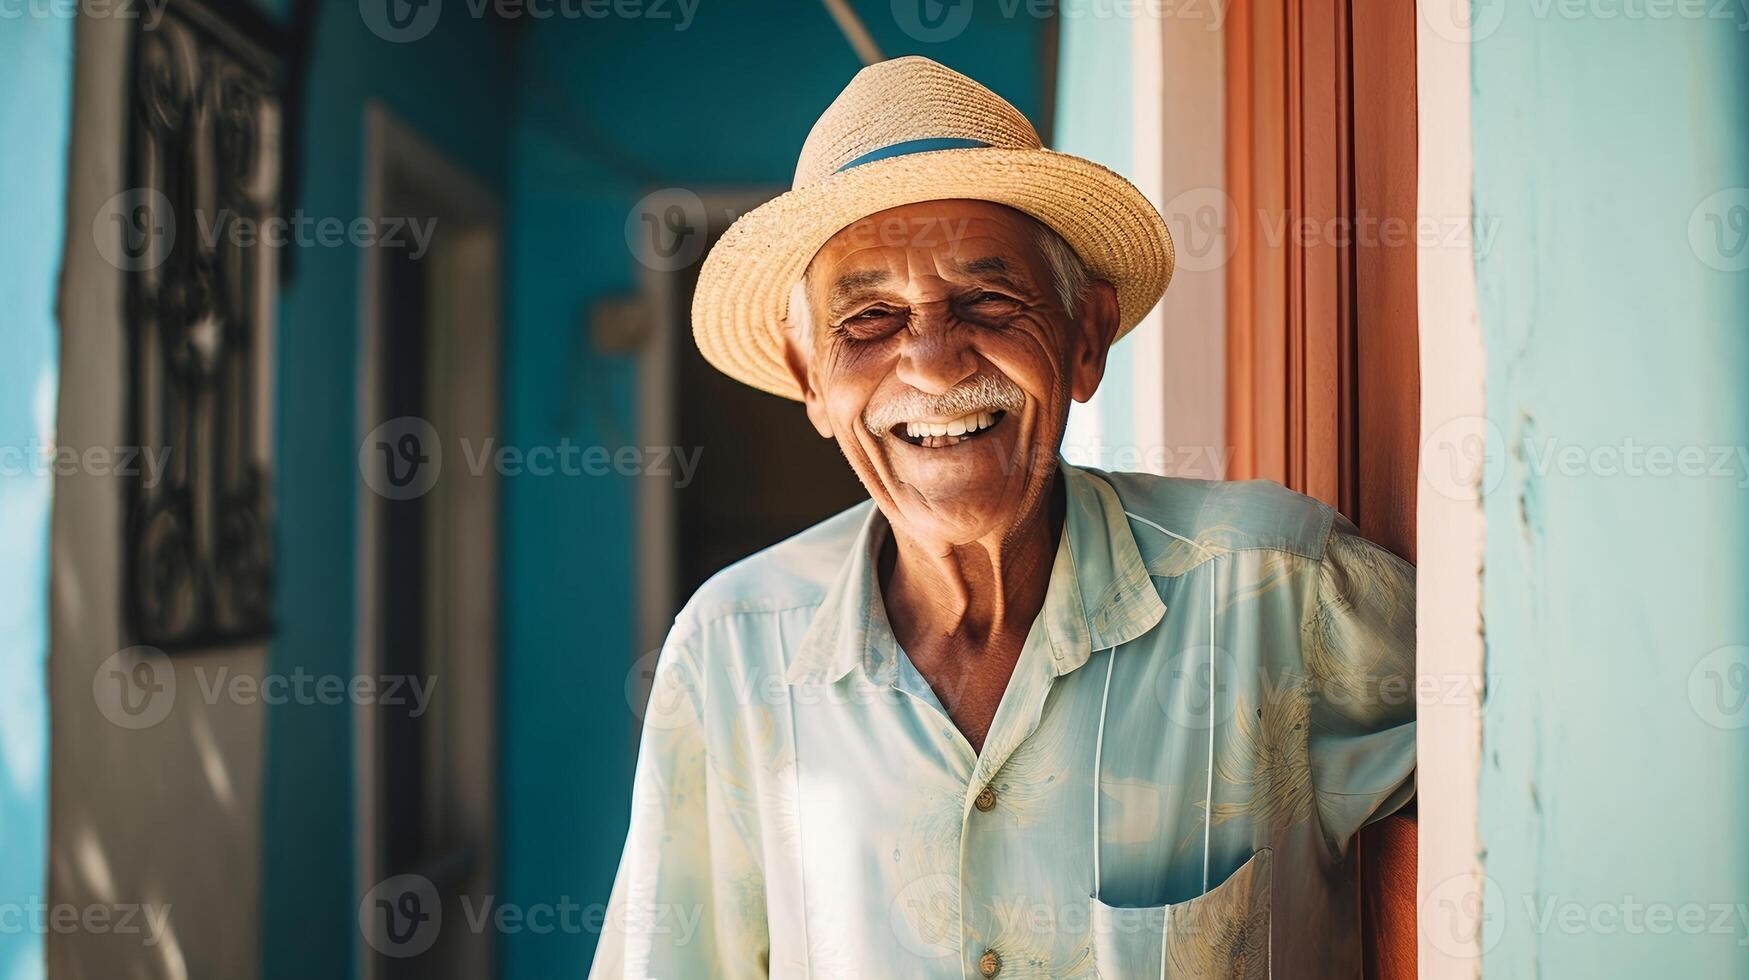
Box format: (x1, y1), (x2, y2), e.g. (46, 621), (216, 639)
(589, 638), (770, 979)
(1302, 522), (1418, 857)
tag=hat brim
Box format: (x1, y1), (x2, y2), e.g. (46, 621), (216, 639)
(691, 147), (1176, 401)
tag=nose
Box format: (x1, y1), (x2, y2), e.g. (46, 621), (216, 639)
(893, 315), (978, 395)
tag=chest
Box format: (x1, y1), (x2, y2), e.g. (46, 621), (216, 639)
(787, 640), (1269, 900)
(905, 634), (1025, 753)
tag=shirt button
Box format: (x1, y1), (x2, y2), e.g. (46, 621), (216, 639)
(979, 948), (1002, 977)
(974, 785), (997, 812)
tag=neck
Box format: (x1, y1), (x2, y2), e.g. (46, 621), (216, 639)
(881, 474), (1065, 652)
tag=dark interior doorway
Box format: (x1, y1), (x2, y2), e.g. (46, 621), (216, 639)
(670, 224), (868, 603)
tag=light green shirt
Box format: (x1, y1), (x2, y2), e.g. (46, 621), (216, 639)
(592, 463), (1416, 979)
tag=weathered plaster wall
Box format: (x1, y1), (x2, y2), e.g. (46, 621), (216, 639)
(48, 14), (270, 979)
(1471, 6), (1749, 975)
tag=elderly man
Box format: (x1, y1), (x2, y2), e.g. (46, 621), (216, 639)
(592, 58), (1415, 979)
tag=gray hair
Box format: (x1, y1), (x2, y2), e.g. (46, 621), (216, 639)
(787, 220), (1091, 348)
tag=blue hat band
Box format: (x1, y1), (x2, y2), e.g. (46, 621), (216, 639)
(835, 137), (994, 174)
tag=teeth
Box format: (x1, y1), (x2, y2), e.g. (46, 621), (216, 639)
(902, 410), (1001, 441)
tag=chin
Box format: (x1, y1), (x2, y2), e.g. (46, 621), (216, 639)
(887, 488), (1014, 545)
(860, 412), (1056, 544)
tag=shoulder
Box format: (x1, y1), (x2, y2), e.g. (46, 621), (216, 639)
(667, 498), (874, 643)
(1084, 466), (1337, 574)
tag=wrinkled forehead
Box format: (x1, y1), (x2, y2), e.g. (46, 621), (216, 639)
(806, 200), (1052, 292)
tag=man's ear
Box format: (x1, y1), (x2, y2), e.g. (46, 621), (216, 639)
(1068, 279), (1120, 403)
(781, 314), (834, 439)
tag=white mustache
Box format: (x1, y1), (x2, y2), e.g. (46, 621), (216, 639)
(863, 375), (1026, 436)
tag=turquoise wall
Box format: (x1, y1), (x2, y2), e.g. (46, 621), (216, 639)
(263, 2), (512, 977)
(499, 7), (1046, 974)
(0, 19), (70, 980)
(1473, 6), (1749, 975)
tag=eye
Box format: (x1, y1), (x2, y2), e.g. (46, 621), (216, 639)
(963, 289), (1024, 309)
(832, 305), (904, 340)
(957, 290), (1022, 320)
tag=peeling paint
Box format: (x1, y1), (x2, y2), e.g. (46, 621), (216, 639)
(1472, 4), (1749, 976)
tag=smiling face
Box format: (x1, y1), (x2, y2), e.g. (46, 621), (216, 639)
(782, 200), (1120, 548)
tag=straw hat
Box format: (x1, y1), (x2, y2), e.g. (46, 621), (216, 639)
(691, 56), (1175, 400)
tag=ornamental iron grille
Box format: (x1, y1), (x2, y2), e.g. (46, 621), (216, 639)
(124, 0), (281, 649)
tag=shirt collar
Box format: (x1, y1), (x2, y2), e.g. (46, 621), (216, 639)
(784, 462), (1166, 686)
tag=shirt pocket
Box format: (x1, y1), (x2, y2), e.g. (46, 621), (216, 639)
(1088, 848), (1273, 980)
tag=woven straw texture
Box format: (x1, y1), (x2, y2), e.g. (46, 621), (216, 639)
(693, 56), (1175, 400)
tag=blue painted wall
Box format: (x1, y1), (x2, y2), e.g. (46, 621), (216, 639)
(1473, 6), (1749, 975)
(0, 17), (71, 980)
(263, 2), (512, 977)
(498, 6), (1046, 974)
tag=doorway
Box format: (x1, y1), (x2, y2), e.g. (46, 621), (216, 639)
(630, 189), (869, 703)
(356, 103), (502, 980)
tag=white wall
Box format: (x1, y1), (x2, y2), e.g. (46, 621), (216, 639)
(1055, 2), (1227, 480)
(47, 14), (264, 979)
